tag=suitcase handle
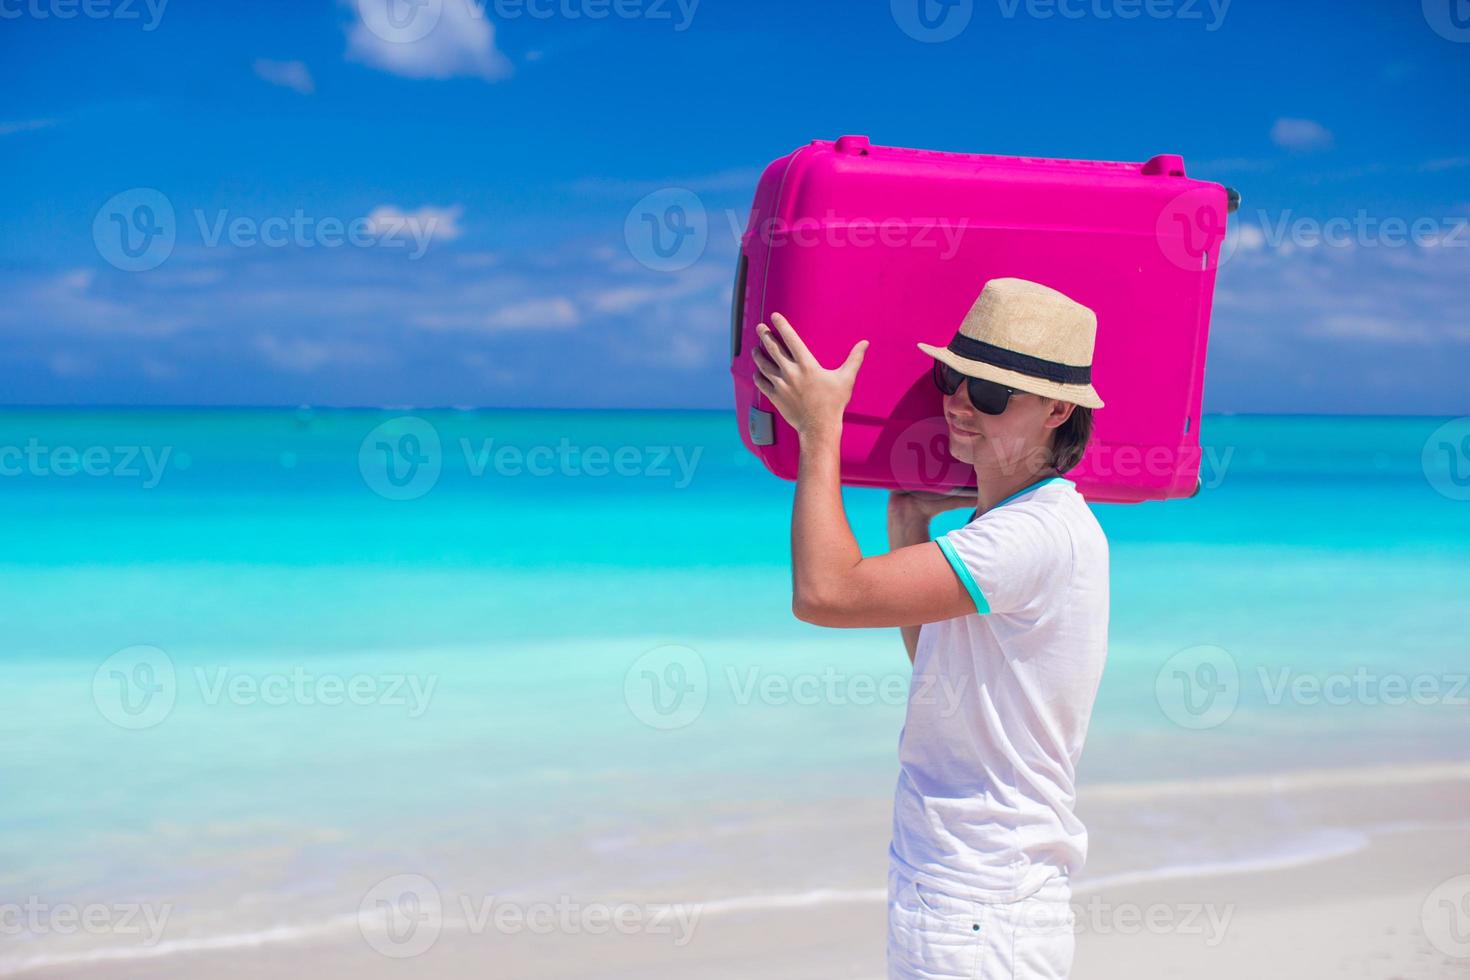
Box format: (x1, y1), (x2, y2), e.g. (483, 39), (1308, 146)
(730, 250), (749, 360)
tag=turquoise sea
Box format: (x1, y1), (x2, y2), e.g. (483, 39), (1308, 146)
(3, 410), (1469, 972)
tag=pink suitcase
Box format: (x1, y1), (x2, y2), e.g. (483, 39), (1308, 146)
(728, 135), (1235, 504)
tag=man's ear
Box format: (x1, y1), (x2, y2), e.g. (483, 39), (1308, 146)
(1046, 398), (1075, 429)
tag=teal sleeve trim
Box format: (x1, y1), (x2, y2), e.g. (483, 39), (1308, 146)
(934, 535), (991, 614)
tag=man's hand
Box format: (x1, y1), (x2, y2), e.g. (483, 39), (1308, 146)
(886, 490), (975, 663)
(751, 312), (868, 439)
(888, 489), (979, 530)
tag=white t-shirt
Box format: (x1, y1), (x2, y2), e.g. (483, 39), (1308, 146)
(889, 475), (1110, 903)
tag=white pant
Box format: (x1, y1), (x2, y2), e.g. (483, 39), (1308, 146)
(886, 864), (1075, 980)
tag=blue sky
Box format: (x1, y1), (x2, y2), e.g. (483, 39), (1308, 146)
(0, 0), (1466, 412)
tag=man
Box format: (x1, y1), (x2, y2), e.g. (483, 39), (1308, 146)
(751, 277), (1110, 979)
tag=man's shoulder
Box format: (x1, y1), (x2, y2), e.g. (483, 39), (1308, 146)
(998, 480), (1089, 520)
(1007, 482), (1108, 556)
(957, 487), (1076, 556)
(959, 480), (1103, 539)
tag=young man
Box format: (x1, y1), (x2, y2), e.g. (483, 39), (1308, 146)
(750, 277), (1110, 980)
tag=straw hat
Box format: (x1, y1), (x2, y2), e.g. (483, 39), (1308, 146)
(917, 277), (1104, 409)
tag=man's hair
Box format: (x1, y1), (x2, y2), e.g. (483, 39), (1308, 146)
(1049, 405), (1093, 473)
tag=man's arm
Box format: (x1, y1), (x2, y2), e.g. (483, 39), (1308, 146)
(886, 493), (981, 660)
(752, 314), (977, 635)
(887, 502), (932, 663)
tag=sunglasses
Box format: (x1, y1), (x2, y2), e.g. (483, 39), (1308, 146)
(932, 361), (1024, 415)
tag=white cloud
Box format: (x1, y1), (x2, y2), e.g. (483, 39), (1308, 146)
(1215, 237), (1470, 353)
(0, 118), (57, 137)
(486, 297), (580, 330)
(255, 334), (334, 372)
(140, 267), (227, 288)
(1271, 118), (1334, 152)
(254, 334), (383, 373)
(586, 263), (730, 314)
(496, 296), (582, 332)
(1420, 157), (1470, 173)
(663, 329), (716, 370)
(364, 204), (464, 249)
(1234, 225), (1267, 252)
(0, 269), (189, 338)
(253, 59), (315, 95)
(454, 251), (500, 269)
(59, 269), (96, 291)
(1304, 314), (1432, 344)
(589, 285), (664, 314)
(140, 356), (180, 381)
(344, 0), (511, 82)
(416, 296), (581, 332)
(48, 351), (95, 378)
(464, 351), (521, 385)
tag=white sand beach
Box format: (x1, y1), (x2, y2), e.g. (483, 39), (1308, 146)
(15, 764), (1470, 979)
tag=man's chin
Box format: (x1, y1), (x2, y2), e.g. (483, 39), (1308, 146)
(946, 433), (977, 464)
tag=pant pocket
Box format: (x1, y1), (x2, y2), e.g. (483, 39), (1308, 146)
(912, 880), (972, 923)
(889, 876), (1011, 979)
(1007, 891), (1076, 980)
